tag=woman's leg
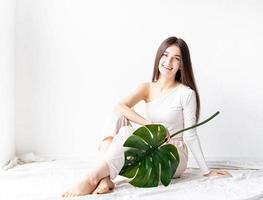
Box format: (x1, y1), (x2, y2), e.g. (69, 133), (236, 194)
(61, 159), (110, 198)
(62, 112), (132, 197)
(62, 137), (115, 197)
(171, 139), (188, 178)
(92, 136), (115, 194)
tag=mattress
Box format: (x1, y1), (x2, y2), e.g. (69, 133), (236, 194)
(1, 157), (263, 200)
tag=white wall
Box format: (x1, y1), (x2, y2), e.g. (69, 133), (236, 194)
(0, 0), (15, 166)
(15, 0), (263, 159)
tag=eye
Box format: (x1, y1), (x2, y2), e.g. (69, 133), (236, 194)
(173, 56), (181, 62)
(162, 53), (168, 57)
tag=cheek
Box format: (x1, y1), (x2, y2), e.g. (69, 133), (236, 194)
(172, 61), (181, 68)
(159, 58), (165, 66)
(158, 60), (164, 70)
(172, 63), (180, 73)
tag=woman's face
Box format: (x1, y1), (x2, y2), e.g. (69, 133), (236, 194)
(158, 45), (181, 79)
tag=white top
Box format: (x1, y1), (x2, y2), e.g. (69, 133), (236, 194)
(145, 83), (210, 175)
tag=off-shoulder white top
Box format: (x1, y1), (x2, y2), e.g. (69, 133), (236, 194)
(145, 83), (210, 174)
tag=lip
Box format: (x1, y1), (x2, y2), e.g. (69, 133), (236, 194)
(162, 65), (173, 70)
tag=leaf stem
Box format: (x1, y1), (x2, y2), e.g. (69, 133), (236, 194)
(161, 111), (220, 145)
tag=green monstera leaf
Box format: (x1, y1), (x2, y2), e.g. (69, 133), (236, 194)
(119, 124), (179, 187)
(119, 111), (220, 187)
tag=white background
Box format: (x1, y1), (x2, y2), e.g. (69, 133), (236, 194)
(1, 0), (263, 165)
(0, 0), (15, 165)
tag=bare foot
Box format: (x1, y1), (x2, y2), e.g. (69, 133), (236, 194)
(61, 174), (98, 198)
(92, 176), (115, 194)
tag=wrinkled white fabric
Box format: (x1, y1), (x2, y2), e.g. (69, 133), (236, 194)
(1, 158), (263, 200)
(2, 152), (55, 170)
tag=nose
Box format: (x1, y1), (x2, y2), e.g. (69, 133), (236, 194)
(164, 56), (172, 66)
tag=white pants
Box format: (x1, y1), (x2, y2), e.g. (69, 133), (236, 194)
(102, 111), (188, 180)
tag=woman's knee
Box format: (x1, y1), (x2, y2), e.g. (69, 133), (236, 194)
(102, 136), (114, 142)
(109, 110), (125, 123)
(98, 136), (113, 151)
(111, 111), (131, 130)
(102, 110), (130, 137)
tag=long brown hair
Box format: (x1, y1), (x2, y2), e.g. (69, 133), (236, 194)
(152, 36), (200, 122)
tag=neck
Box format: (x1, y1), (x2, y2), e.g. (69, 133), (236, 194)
(156, 76), (177, 91)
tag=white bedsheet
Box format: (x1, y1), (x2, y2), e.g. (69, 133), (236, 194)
(1, 158), (263, 200)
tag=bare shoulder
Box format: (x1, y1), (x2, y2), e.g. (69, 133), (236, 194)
(135, 82), (151, 92)
(135, 82), (151, 100)
(137, 81), (151, 88)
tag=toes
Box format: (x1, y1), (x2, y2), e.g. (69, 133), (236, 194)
(62, 192), (76, 198)
(70, 193), (77, 197)
(61, 192), (68, 198)
(67, 193), (73, 198)
(68, 193), (76, 198)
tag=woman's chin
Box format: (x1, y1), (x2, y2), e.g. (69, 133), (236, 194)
(159, 70), (174, 77)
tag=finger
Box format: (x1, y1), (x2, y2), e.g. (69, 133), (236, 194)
(218, 170), (228, 174)
(222, 171), (232, 176)
(217, 171), (231, 176)
(210, 171), (222, 176)
(165, 133), (171, 143)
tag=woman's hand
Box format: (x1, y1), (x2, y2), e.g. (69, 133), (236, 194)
(165, 130), (171, 143)
(204, 169), (232, 177)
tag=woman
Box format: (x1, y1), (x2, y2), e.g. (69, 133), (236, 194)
(62, 36), (231, 198)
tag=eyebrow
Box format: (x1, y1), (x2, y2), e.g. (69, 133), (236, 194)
(164, 51), (181, 58)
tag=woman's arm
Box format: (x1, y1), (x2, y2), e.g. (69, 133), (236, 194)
(182, 89), (231, 177)
(182, 89), (210, 175)
(115, 82), (151, 126)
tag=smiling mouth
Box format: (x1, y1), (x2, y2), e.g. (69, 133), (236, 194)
(163, 66), (173, 70)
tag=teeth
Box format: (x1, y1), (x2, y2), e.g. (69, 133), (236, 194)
(163, 66), (172, 70)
